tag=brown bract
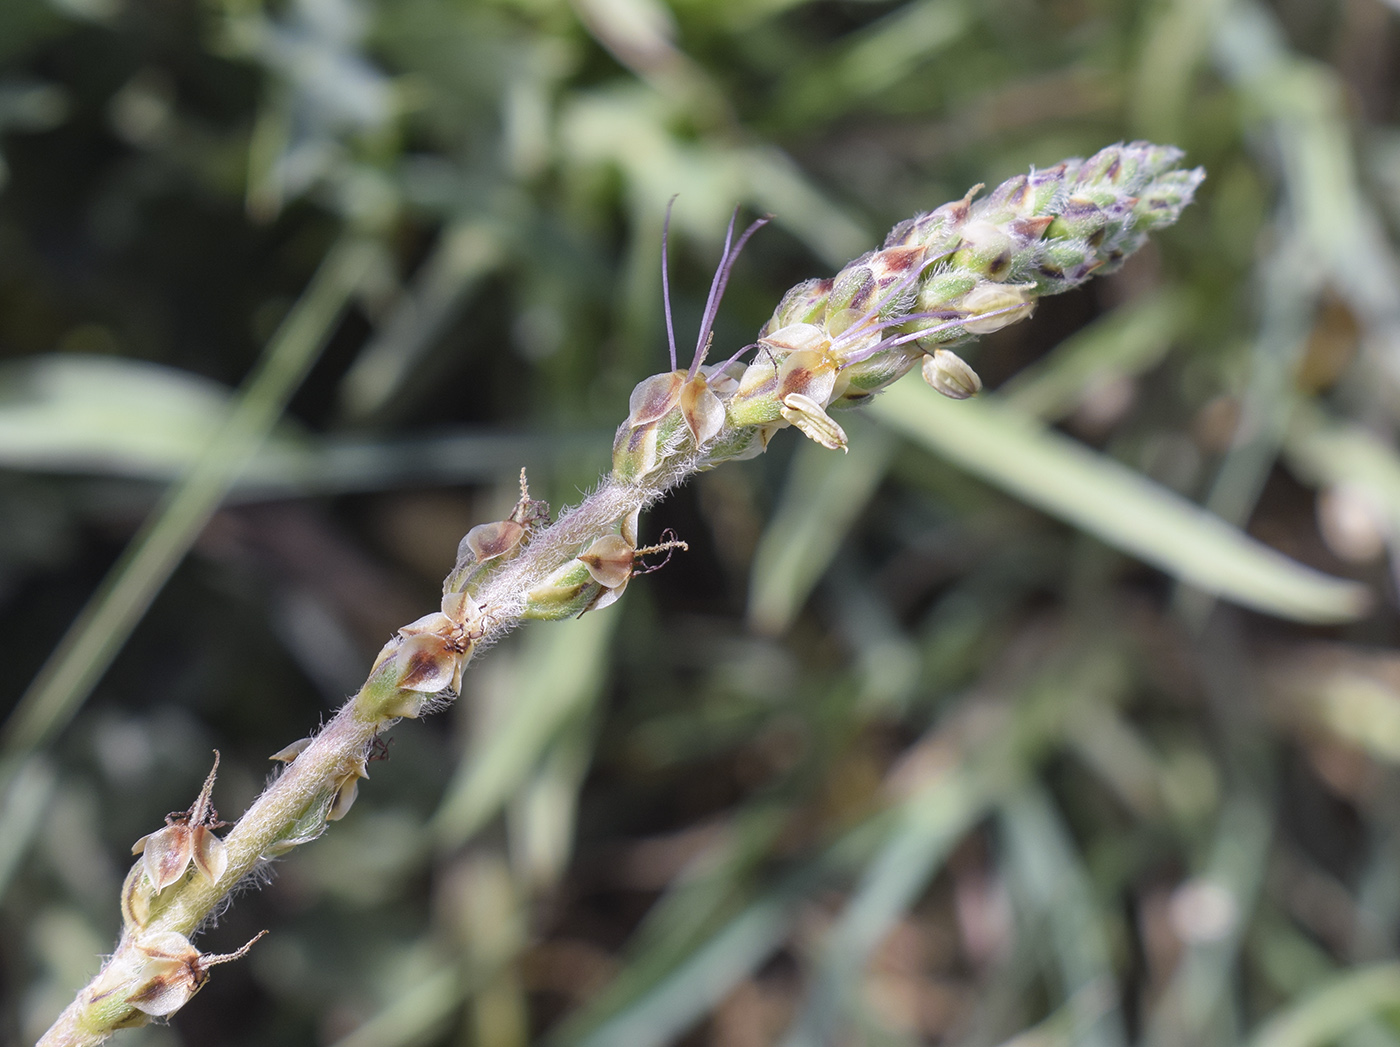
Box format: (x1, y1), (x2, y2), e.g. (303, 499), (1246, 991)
(625, 368), (726, 448)
(578, 534), (636, 589)
(465, 519), (526, 563)
(444, 469), (551, 593)
(126, 930), (266, 1017)
(391, 588), (485, 698)
(628, 371), (685, 427)
(130, 754), (228, 894)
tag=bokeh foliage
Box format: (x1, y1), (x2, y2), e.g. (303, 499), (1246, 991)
(5, 0), (1400, 1045)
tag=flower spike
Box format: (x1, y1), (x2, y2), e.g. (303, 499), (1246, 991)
(42, 143), (1203, 1047)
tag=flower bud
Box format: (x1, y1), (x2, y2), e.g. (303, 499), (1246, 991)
(354, 651), (433, 721)
(679, 375), (724, 446)
(762, 322), (828, 355)
(1075, 143), (1131, 190)
(763, 277), (832, 332)
(1134, 167), (1207, 230)
(327, 758), (369, 821)
(121, 860), (155, 931)
(393, 630), (461, 694)
(889, 185), (980, 253)
(778, 349), (838, 404)
(611, 418), (662, 482)
(826, 265), (876, 316)
(269, 737), (312, 763)
(1045, 196), (1109, 241)
(917, 270), (978, 312)
(952, 222), (1015, 281)
(627, 371), (685, 427)
(831, 348), (922, 404)
(1033, 239), (1104, 292)
(956, 283), (1035, 335)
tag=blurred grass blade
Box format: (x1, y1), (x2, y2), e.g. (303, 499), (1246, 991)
(1193, 242), (1313, 558)
(0, 363), (588, 496)
(995, 981), (1120, 1047)
(329, 966), (463, 1047)
(740, 146), (874, 268)
(235, 430), (592, 498)
(560, 90), (870, 269)
(0, 355), (257, 477)
(1146, 794), (1271, 1045)
(508, 723), (594, 891)
(553, 805), (788, 1038)
(1285, 404), (1400, 530)
(830, 0), (968, 98)
(566, 879), (803, 1047)
(0, 236), (376, 763)
(331, 857), (527, 1047)
(780, 648), (1123, 1046)
(1246, 963), (1400, 1047)
(998, 288), (1191, 422)
(779, 759), (996, 1047)
(433, 608), (618, 849)
(748, 415), (894, 634)
(1065, 702), (1166, 818)
(778, 0), (971, 122)
(871, 381), (1368, 623)
(338, 220), (504, 421)
(0, 757), (54, 899)
(554, 812), (891, 1047)
(572, 0), (680, 78)
(1000, 786), (1125, 1047)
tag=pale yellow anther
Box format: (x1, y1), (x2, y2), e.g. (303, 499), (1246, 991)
(921, 349), (983, 399)
(780, 392), (849, 451)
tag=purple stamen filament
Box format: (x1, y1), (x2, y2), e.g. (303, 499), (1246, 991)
(834, 303), (1032, 365)
(662, 197), (679, 373)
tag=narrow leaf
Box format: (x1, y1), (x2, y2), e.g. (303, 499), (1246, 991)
(1246, 963), (1400, 1047)
(871, 382), (1368, 623)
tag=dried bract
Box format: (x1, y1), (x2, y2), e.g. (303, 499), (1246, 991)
(126, 930), (266, 1017)
(130, 753), (228, 894)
